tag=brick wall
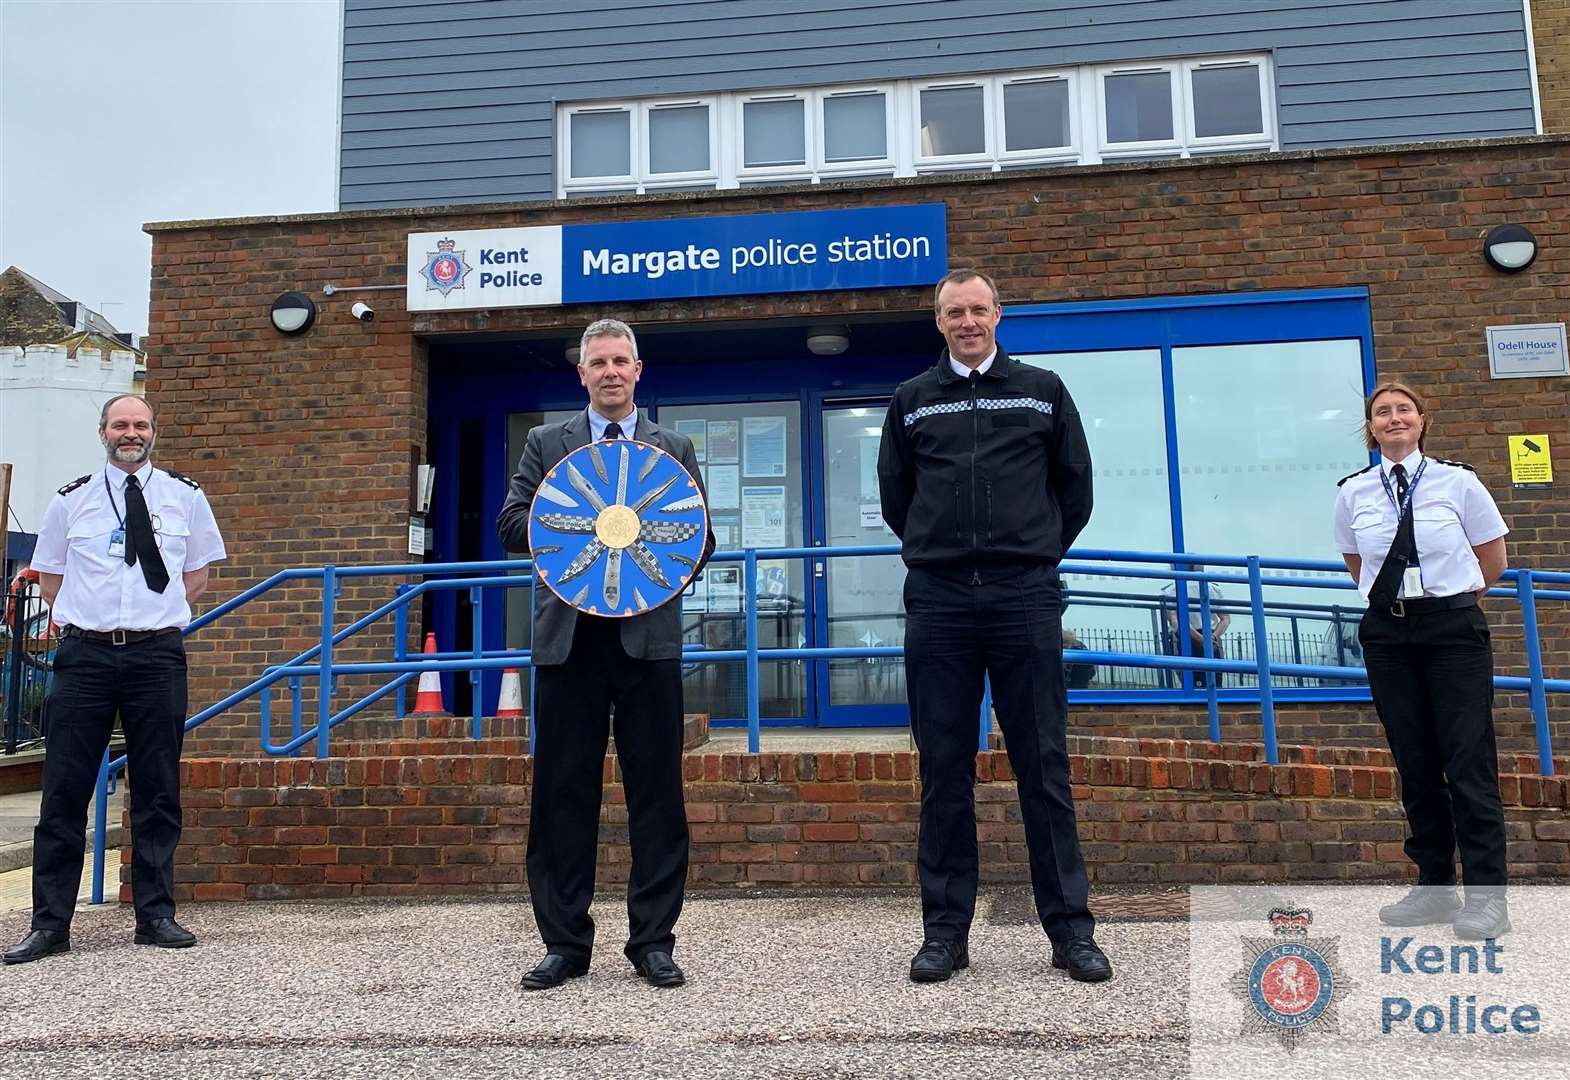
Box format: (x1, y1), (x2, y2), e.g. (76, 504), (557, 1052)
(124, 736), (1570, 903)
(1536, 0), (1570, 134)
(144, 137), (1570, 754)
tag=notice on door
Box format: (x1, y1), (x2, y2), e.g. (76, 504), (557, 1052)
(1508, 434), (1553, 488)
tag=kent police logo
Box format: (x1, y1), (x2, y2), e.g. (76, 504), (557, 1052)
(1227, 905), (1355, 1051)
(420, 238), (472, 296)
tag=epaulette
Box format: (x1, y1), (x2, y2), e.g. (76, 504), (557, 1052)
(1433, 458), (1475, 472)
(1336, 464), (1376, 487)
(57, 474), (91, 496)
(163, 468), (202, 490)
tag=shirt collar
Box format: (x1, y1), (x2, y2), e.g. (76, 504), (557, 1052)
(105, 460), (154, 491)
(948, 349), (998, 380)
(1379, 446), (1424, 477)
(587, 406), (637, 441)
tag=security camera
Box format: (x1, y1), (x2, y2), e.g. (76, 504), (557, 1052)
(350, 302), (375, 322)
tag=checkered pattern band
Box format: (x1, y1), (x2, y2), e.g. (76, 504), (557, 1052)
(903, 397), (1054, 427)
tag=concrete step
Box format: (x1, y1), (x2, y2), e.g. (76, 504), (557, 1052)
(0, 786), (125, 873)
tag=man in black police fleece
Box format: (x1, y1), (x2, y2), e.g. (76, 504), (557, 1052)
(497, 318), (712, 991)
(878, 268), (1110, 984)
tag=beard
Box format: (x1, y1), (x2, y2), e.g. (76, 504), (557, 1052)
(104, 436), (153, 465)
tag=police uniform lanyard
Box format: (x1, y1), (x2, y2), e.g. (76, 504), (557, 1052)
(1378, 456), (1427, 594)
(103, 470), (143, 559)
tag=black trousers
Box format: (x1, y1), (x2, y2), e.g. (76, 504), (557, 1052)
(528, 616), (689, 966)
(903, 564), (1094, 946)
(1359, 602), (1507, 886)
(33, 632), (187, 931)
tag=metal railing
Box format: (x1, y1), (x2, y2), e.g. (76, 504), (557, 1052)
(2, 574), (53, 755)
(83, 546), (1569, 904)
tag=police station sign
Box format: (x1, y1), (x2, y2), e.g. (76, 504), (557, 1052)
(406, 204), (947, 313)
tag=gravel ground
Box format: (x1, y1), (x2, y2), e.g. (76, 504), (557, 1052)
(0, 887), (1186, 1080)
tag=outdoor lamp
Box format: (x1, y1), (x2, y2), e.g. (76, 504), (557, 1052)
(807, 324), (850, 356)
(270, 291), (317, 335)
(1483, 224), (1537, 273)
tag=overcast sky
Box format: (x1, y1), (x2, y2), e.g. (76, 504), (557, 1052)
(1, 0), (342, 339)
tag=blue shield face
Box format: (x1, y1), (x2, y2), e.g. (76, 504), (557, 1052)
(528, 439), (709, 617)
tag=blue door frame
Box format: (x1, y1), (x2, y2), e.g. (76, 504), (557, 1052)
(426, 287), (1377, 720)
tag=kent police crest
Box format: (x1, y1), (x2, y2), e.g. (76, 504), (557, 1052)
(1227, 905), (1355, 1051)
(420, 238), (472, 296)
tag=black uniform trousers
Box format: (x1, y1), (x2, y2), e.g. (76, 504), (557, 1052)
(1359, 601), (1507, 886)
(903, 563), (1094, 946)
(33, 632), (187, 931)
(528, 616), (689, 966)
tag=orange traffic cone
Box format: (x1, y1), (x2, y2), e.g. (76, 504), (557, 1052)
(413, 632), (445, 713)
(496, 668), (525, 718)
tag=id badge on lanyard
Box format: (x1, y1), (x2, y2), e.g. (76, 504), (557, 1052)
(1380, 457), (1428, 599)
(108, 528), (127, 559)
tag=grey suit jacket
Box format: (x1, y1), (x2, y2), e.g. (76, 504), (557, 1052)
(496, 409), (715, 667)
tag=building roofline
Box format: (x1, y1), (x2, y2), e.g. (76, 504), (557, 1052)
(143, 133), (1570, 235)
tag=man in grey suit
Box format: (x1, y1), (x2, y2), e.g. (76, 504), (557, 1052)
(497, 318), (712, 992)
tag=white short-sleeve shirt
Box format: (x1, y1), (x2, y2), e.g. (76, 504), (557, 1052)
(31, 461), (227, 631)
(1332, 449), (1507, 603)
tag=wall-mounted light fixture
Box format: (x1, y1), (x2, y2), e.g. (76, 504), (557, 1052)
(1483, 224), (1538, 273)
(269, 291), (317, 335)
(807, 324), (850, 356)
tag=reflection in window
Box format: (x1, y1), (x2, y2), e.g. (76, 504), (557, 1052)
(1191, 65), (1264, 138)
(656, 401), (807, 719)
(569, 110), (631, 177)
(743, 98), (807, 167)
(1104, 71), (1173, 143)
(1172, 341), (1369, 685)
(823, 92), (887, 162)
(1004, 79), (1072, 151)
(648, 105), (710, 173)
(919, 85), (985, 156)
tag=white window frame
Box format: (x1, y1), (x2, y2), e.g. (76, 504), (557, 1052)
(737, 90), (814, 183)
(995, 70), (1080, 166)
(1182, 56), (1275, 153)
(560, 103), (638, 194)
(1097, 62), (1183, 160)
(912, 77), (993, 171)
(641, 97), (720, 190)
(816, 84), (897, 178)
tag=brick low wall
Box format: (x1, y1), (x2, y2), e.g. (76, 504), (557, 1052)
(120, 736), (1570, 903)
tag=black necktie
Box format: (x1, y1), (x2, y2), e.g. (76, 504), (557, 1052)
(603, 422), (623, 441)
(124, 475), (170, 594)
(1368, 463), (1415, 610)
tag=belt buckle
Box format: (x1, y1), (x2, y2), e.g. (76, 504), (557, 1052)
(111, 629), (128, 646)
(1389, 600), (1405, 618)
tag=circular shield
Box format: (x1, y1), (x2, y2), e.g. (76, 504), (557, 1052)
(528, 439), (709, 617)
(1248, 943), (1334, 1029)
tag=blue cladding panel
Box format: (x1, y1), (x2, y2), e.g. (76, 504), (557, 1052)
(340, 0), (1536, 208)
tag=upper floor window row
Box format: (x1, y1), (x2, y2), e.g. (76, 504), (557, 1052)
(559, 55), (1275, 197)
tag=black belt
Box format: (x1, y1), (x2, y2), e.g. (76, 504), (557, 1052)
(1375, 593), (1477, 619)
(62, 625), (181, 645)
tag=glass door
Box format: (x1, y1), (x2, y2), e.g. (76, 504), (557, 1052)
(815, 401), (908, 726)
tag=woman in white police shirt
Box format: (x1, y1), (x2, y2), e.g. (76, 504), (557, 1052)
(1334, 381), (1511, 940)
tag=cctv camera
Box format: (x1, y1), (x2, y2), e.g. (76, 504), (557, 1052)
(351, 302), (375, 322)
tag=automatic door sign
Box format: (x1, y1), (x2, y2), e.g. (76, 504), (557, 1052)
(1508, 434), (1553, 488)
(529, 441), (709, 616)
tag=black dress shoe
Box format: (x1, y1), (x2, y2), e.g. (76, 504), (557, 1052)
(519, 953), (588, 990)
(1051, 937), (1113, 983)
(133, 917), (196, 949)
(635, 950), (686, 988)
(3, 929), (70, 965)
(909, 939), (969, 983)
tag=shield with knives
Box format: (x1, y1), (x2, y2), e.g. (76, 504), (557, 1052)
(528, 440), (709, 617)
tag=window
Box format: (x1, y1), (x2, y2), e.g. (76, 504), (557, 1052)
(558, 53), (1274, 195)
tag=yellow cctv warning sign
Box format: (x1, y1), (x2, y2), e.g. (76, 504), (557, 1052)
(1509, 434), (1553, 487)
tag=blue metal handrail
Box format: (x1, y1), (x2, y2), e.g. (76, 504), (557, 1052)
(87, 545), (1569, 904)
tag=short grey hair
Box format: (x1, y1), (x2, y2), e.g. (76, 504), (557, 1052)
(98, 393), (156, 431)
(579, 318), (639, 364)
